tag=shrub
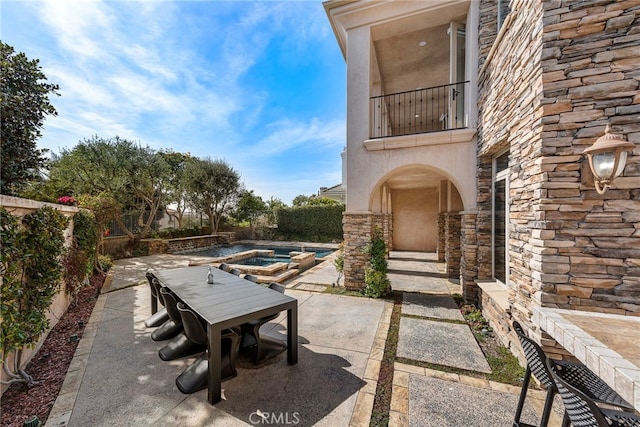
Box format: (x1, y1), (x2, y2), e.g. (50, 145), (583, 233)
(63, 210), (99, 297)
(97, 254), (113, 272)
(333, 241), (344, 286)
(276, 204), (344, 241)
(0, 206), (69, 386)
(363, 227), (391, 298)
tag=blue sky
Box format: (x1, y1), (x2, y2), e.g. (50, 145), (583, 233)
(1, 0), (346, 204)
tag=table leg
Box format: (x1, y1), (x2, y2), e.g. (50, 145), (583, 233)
(151, 288), (157, 315)
(207, 324), (222, 404)
(287, 304), (298, 365)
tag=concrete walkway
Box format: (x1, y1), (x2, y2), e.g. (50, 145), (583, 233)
(45, 251), (559, 426)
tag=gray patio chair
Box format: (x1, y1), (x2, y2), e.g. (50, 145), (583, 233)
(144, 272), (170, 328)
(157, 287), (206, 361)
(244, 274), (258, 283)
(547, 358), (640, 427)
(175, 302), (240, 394)
(240, 282), (287, 364)
(150, 280), (182, 341)
(512, 321), (634, 427)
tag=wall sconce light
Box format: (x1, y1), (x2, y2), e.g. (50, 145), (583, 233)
(582, 124), (634, 194)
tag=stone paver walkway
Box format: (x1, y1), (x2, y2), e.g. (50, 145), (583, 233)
(387, 251), (558, 427)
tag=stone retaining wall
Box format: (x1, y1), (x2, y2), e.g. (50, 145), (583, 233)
(167, 233), (235, 253)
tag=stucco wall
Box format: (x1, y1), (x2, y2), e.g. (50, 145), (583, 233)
(392, 188), (439, 251)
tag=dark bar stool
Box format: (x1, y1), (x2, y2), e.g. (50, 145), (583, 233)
(547, 358), (640, 427)
(512, 321), (634, 427)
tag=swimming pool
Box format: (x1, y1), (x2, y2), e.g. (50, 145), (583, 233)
(184, 244), (335, 260)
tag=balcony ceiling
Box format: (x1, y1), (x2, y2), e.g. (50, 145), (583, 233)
(371, 3), (468, 95)
(385, 166), (444, 190)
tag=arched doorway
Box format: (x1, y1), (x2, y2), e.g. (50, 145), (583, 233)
(370, 165), (464, 252)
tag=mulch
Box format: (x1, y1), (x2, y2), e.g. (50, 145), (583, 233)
(1, 273), (105, 427)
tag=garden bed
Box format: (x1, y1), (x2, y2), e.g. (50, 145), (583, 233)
(1, 273), (105, 427)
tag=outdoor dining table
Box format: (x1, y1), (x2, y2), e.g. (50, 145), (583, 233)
(151, 265), (298, 404)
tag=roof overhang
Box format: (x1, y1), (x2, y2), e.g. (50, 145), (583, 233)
(323, 0), (468, 60)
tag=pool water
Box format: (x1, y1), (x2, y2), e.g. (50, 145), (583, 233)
(235, 256), (289, 266)
(186, 244), (335, 259)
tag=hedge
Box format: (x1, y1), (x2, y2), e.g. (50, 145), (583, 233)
(276, 204), (344, 240)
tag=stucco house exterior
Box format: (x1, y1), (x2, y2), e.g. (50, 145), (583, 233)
(324, 0), (640, 396)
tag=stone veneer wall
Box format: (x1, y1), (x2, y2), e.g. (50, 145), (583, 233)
(437, 213), (446, 262)
(536, 0), (640, 317)
(342, 212), (372, 289)
(342, 212), (393, 289)
(477, 0), (640, 360)
(476, 0), (547, 353)
(461, 212), (479, 302)
(444, 213), (462, 278)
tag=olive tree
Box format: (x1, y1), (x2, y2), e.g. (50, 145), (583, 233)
(47, 136), (172, 244)
(184, 157), (242, 233)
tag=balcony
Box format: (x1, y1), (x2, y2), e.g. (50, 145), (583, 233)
(370, 81), (469, 139)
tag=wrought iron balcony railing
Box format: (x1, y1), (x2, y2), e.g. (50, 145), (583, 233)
(370, 81), (469, 139)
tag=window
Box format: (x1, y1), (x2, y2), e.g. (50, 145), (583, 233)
(498, 0), (511, 31)
(493, 151), (509, 285)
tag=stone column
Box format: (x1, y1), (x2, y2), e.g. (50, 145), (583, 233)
(437, 213), (446, 262)
(461, 211), (479, 303)
(445, 213), (461, 279)
(342, 212), (372, 290)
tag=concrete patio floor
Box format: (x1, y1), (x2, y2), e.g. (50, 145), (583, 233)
(45, 251), (559, 426)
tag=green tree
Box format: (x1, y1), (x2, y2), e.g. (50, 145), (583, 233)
(292, 194), (340, 207)
(265, 196), (286, 227)
(76, 192), (120, 268)
(184, 157), (242, 233)
(1, 206), (69, 386)
(308, 196), (341, 206)
(1, 42), (60, 196)
(158, 150), (193, 229)
(292, 194), (313, 206)
(46, 136), (172, 244)
(235, 190), (267, 230)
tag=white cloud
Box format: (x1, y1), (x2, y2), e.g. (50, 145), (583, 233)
(249, 118), (345, 156)
(4, 0), (345, 204)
